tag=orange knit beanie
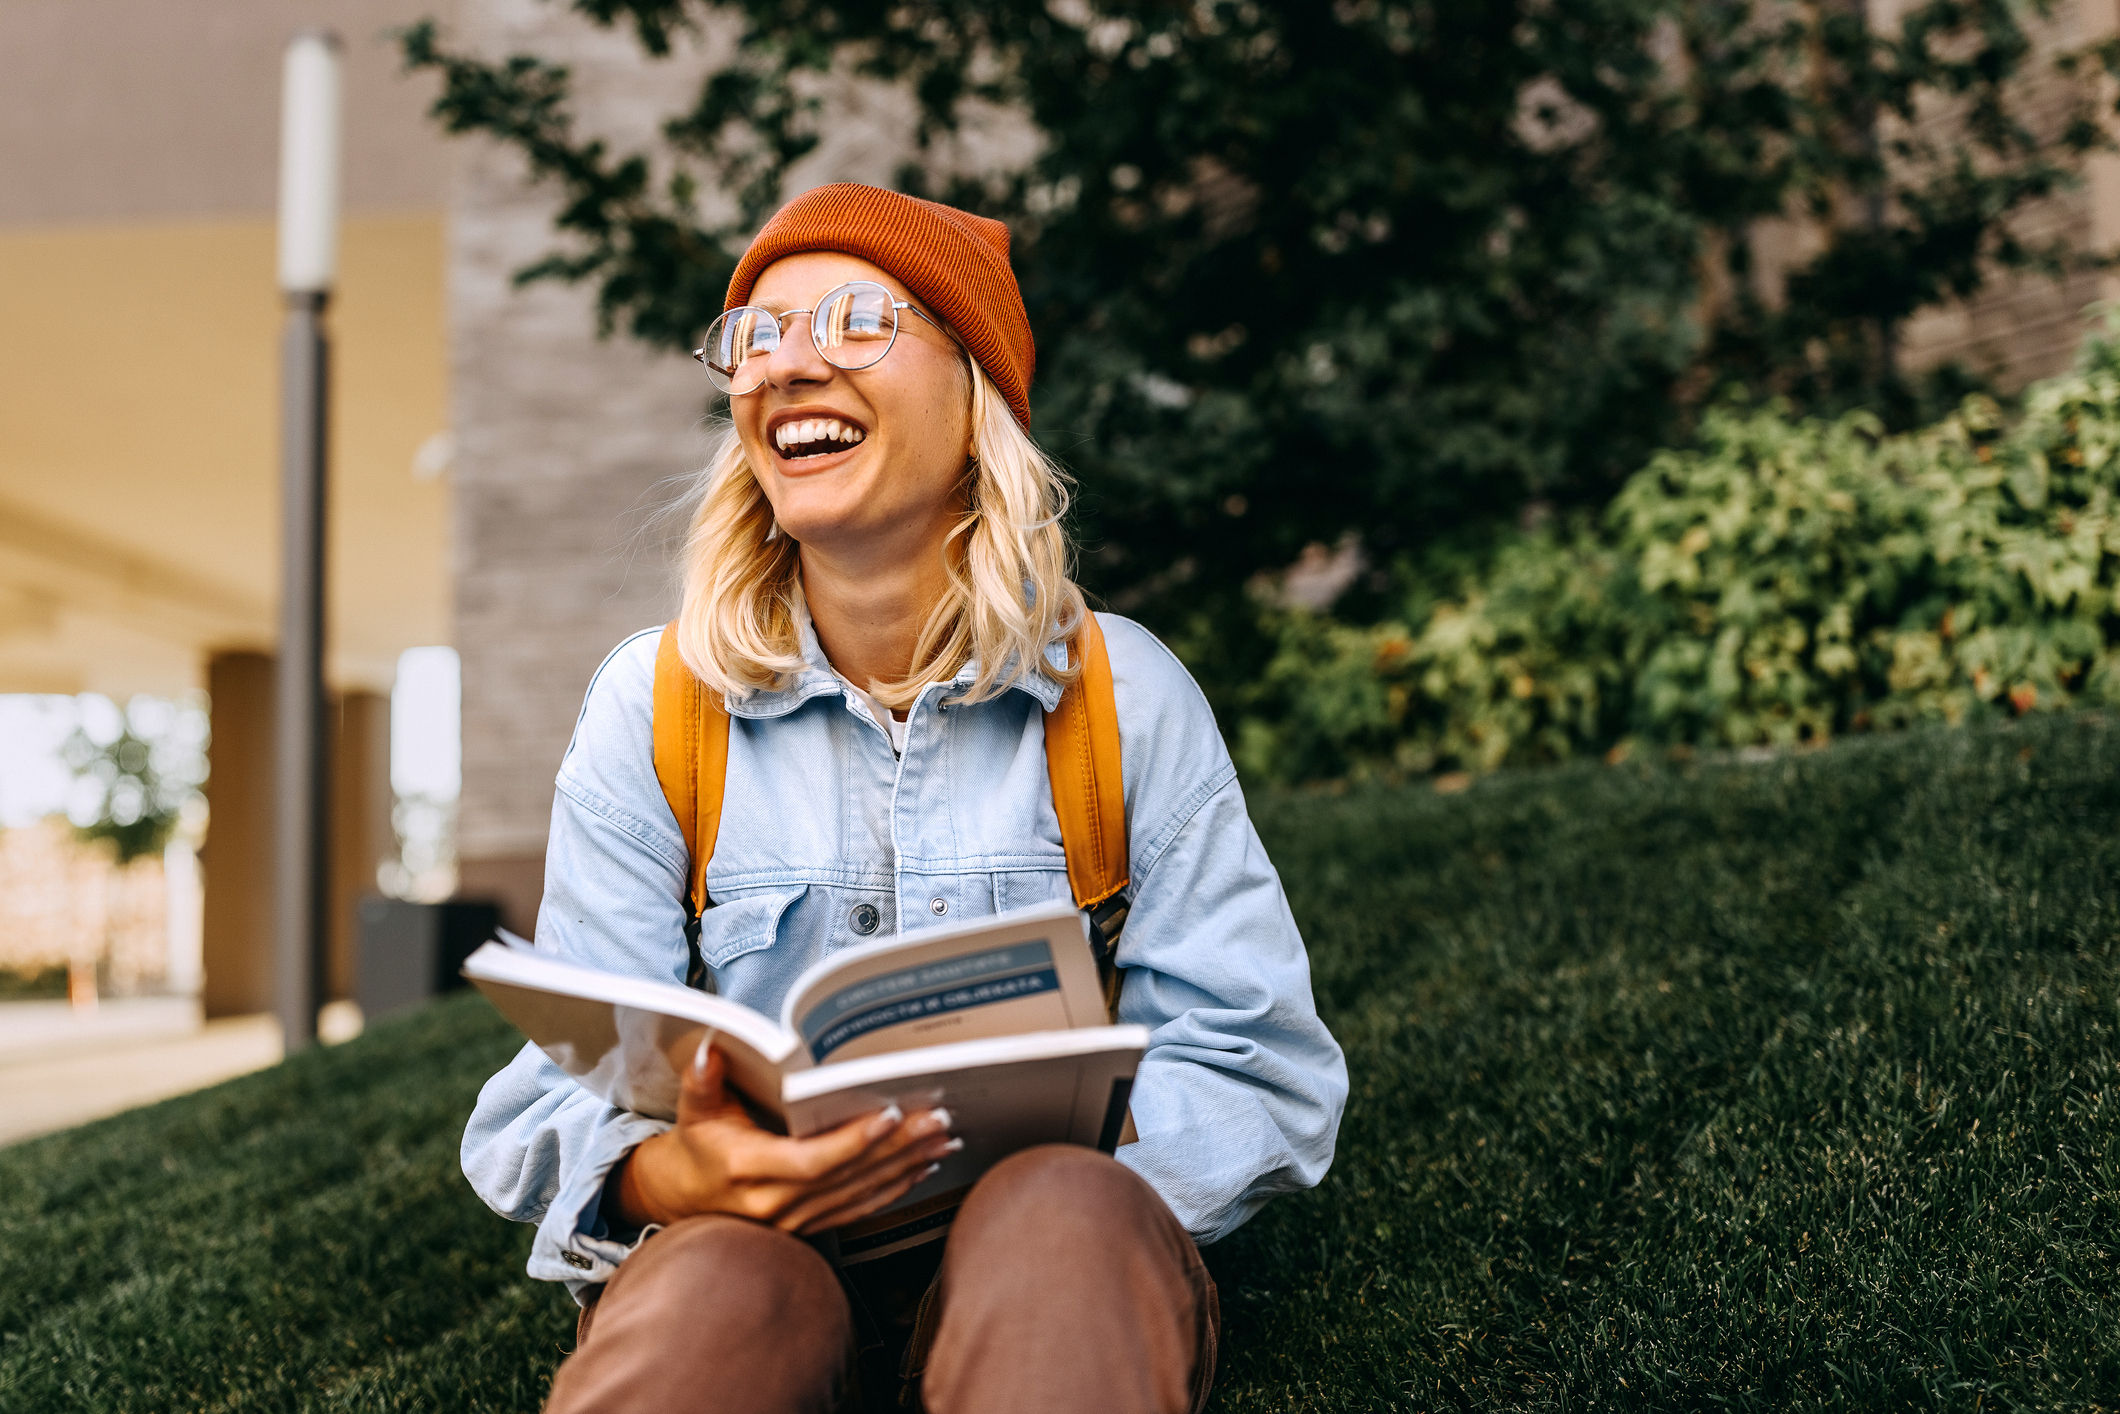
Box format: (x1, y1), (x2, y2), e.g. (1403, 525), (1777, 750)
(724, 184), (1035, 428)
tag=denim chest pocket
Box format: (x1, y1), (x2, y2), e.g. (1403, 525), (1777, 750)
(995, 869), (1072, 917)
(697, 886), (808, 969)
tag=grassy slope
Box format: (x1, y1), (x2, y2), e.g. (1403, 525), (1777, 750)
(1216, 712), (2120, 1411)
(2, 714), (2116, 1411)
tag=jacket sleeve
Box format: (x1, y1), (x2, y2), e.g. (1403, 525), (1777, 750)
(1098, 615), (1350, 1243)
(458, 627), (687, 1298)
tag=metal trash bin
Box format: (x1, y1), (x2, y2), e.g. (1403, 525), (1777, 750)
(355, 896), (501, 1024)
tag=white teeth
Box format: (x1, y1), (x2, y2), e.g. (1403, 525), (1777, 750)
(775, 418), (866, 454)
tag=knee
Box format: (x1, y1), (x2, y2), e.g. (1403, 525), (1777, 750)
(953, 1145), (1168, 1251)
(559, 1217), (854, 1414)
(615, 1214), (845, 1323)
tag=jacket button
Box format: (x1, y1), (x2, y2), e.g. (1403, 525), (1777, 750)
(929, 897), (948, 916)
(561, 1250), (593, 1271)
(850, 904), (880, 935)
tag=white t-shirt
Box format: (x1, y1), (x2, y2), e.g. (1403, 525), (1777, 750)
(838, 675), (910, 756)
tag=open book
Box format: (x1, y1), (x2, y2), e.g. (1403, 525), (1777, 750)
(461, 897), (1146, 1263)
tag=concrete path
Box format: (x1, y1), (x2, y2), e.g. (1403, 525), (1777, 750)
(0, 1001), (283, 1147)
(0, 996), (205, 1066)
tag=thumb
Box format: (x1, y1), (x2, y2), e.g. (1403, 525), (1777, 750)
(676, 1036), (731, 1127)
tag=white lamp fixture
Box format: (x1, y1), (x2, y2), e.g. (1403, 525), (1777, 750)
(277, 30), (342, 294)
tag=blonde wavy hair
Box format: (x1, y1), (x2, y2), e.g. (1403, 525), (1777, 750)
(673, 356), (1086, 710)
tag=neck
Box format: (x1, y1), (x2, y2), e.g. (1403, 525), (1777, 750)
(799, 531), (953, 701)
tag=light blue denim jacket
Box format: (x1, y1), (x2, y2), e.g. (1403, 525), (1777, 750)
(461, 611), (1348, 1294)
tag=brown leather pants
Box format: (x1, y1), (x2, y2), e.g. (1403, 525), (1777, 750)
(544, 1145), (1219, 1414)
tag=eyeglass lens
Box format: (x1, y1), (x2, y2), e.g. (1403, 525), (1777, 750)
(700, 282), (901, 394)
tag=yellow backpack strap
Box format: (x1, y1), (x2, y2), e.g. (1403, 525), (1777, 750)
(653, 621), (729, 989)
(1044, 611), (1131, 1018)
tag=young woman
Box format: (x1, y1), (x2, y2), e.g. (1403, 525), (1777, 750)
(462, 184), (1347, 1414)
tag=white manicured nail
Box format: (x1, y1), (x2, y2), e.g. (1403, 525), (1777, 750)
(928, 1108), (954, 1133)
(691, 1039), (709, 1075)
(866, 1104), (904, 1139)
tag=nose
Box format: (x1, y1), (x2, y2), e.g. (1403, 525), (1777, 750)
(764, 311), (837, 392)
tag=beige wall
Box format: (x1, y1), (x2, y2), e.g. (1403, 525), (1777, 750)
(0, 215), (449, 695)
(0, 0), (456, 700)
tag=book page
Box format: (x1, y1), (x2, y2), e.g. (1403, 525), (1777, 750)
(462, 943), (801, 1122)
(779, 899), (1107, 1064)
(781, 1026), (1148, 1263)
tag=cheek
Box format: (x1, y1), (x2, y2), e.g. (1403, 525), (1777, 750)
(736, 432), (800, 524)
(911, 398), (971, 503)
(732, 411), (769, 470)
(871, 363), (969, 494)
(914, 369), (972, 460)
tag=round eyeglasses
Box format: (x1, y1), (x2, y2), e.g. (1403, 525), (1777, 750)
(693, 280), (946, 395)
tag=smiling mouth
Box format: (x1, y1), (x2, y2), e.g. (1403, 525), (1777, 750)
(773, 416), (868, 460)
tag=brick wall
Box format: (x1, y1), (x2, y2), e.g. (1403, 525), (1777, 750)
(1888, 0), (2120, 389)
(448, 3), (712, 927)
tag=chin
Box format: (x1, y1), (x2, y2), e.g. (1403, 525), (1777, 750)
(772, 502), (883, 547)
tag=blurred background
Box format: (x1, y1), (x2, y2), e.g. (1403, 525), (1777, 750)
(9, 0), (2120, 1138)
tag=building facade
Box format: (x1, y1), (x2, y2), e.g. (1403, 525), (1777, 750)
(0, 0), (455, 1013)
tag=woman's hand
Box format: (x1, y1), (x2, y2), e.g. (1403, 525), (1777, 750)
(610, 1039), (958, 1235)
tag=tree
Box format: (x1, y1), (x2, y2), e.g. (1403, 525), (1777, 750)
(404, 0), (2117, 715)
(62, 695), (208, 865)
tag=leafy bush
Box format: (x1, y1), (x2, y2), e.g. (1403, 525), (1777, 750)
(1241, 319), (2120, 781)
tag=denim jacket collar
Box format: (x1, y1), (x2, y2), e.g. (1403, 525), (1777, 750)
(722, 602), (1067, 720)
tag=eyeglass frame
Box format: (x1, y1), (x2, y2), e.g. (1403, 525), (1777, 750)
(692, 280), (952, 395)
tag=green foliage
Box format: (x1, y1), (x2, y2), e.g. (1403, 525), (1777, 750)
(400, 0), (2120, 687)
(0, 966), (68, 1001)
(1239, 528), (1641, 780)
(60, 695), (209, 864)
(6, 714), (2117, 1408)
(1244, 318), (2120, 780)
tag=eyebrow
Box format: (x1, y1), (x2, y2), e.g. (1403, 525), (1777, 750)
(745, 288), (950, 332)
(748, 290), (921, 315)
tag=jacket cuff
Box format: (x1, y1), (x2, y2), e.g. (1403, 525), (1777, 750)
(527, 1110), (671, 1286)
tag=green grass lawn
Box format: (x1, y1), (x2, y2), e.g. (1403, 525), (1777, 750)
(4, 714), (2116, 1410)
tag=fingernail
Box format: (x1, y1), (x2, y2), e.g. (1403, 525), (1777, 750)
(926, 1108), (954, 1134)
(940, 1137), (965, 1155)
(919, 1162), (941, 1181)
(866, 1104), (904, 1139)
(691, 1038), (709, 1075)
